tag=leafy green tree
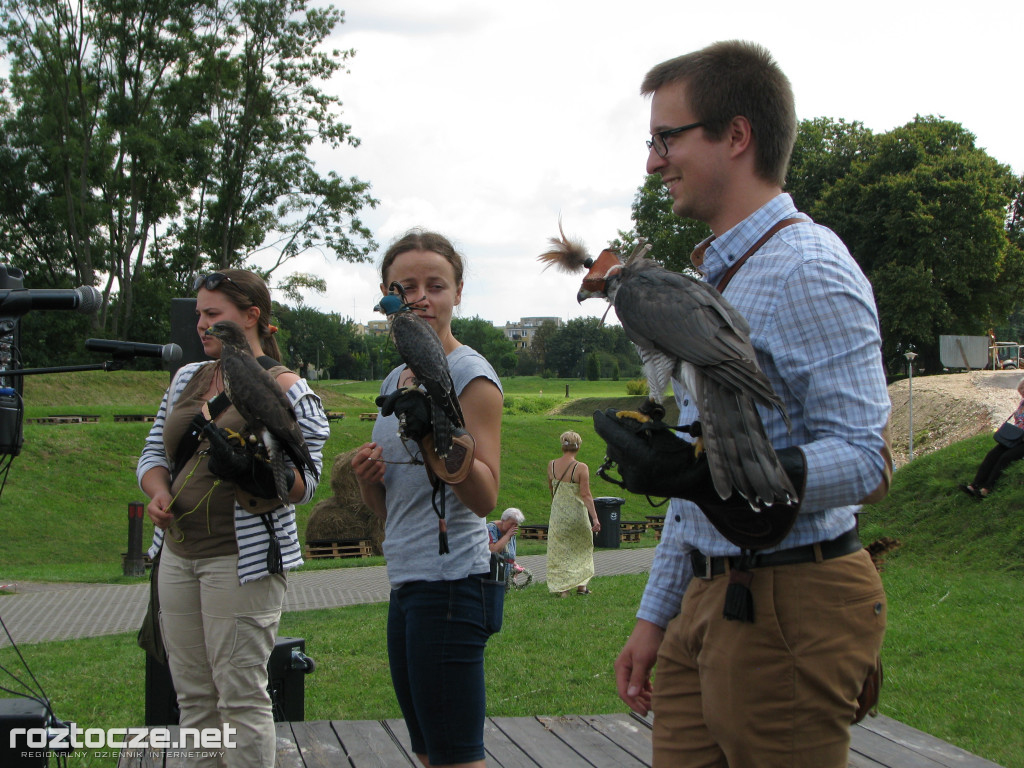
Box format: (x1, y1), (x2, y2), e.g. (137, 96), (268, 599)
(586, 351), (600, 381)
(812, 116), (1023, 373)
(451, 316), (516, 375)
(546, 317), (606, 378)
(0, 0), (376, 362)
(786, 117), (873, 213)
(529, 319), (559, 373)
(613, 174), (709, 274)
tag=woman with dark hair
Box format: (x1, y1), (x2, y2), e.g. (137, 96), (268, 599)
(137, 269), (329, 768)
(352, 230), (504, 768)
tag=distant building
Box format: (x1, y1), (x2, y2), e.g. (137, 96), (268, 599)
(500, 316), (562, 350)
(366, 320), (390, 337)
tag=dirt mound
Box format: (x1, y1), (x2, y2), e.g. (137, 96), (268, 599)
(887, 370), (1022, 468)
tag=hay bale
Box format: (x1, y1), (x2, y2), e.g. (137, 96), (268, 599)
(306, 449), (385, 554)
(330, 448), (363, 500)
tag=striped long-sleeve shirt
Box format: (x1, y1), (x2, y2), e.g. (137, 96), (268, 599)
(137, 361), (330, 583)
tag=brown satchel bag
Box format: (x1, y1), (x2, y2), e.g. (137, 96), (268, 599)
(853, 657), (883, 723)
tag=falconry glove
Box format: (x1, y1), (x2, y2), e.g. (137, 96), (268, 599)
(593, 408), (805, 550)
(376, 388), (433, 442)
(204, 423), (294, 500)
(377, 388), (475, 485)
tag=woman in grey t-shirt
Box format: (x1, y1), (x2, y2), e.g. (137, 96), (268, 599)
(352, 229), (504, 768)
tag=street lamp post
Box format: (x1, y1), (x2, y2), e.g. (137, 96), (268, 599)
(905, 350), (918, 460)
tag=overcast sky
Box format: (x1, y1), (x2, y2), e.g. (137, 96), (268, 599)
(264, 0), (1024, 328)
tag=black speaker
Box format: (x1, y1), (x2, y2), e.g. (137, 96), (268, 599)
(169, 298), (209, 377)
(0, 697), (49, 767)
(145, 637), (314, 726)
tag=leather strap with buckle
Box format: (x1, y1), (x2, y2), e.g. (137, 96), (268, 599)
(690, 528), (863, 580)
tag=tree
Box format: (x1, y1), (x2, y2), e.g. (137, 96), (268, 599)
(613, 174), (710, 274)
(451, 316), (516, 375)
(811, 116), (1023, 373)
(786, 117), (873, 213)
(529, 319), (559, 373)
(0, 0), (376, 364)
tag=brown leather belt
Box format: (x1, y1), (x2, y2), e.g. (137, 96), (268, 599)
(690, 528), (863, 580)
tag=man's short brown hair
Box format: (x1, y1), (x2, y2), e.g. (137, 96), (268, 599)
(641, 40), (796, 187)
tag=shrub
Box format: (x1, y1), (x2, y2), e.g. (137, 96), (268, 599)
(625, 378), (649, 396)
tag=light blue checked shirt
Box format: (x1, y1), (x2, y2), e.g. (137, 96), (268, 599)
(636, 193), (891, 629)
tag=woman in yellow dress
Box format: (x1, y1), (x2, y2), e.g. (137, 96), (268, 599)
(546, 430), (601, 597)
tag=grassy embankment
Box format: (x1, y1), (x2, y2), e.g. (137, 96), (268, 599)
(0, 371), (1020, 767)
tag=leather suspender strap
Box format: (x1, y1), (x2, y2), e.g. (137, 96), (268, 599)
(715, 218), (804, 293)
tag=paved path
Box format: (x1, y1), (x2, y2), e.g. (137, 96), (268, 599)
(0, 548), (654, 647)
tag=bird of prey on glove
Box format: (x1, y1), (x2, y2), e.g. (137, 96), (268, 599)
(538, 224), (797, 510)
(374, 282), (471, 474)
(204, 321), (318, 503)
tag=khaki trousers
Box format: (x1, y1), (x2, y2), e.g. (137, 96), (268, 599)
(652, 548), (885, 768)
(158, 548), (286, 768)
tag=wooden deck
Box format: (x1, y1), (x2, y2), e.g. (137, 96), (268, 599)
(116, 713), (1004, 767)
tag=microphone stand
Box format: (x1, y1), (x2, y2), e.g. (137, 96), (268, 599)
(1, 360), (131, 376)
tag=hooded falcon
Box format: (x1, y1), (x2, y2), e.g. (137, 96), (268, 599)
(538, 227), (797, 510)
(374, 282), (466, 459)
(204, 321), (319, 502)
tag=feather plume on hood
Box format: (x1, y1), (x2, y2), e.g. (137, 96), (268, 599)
(536, 220), (594, 274)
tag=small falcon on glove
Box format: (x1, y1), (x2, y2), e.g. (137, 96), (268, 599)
(374, 283), (475, 485)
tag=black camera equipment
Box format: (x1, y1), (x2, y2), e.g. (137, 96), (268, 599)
(0, 265), (179, 463)
(0, 266), (187, 765)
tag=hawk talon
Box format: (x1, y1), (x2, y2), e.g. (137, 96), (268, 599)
(223, 427), (246, 447)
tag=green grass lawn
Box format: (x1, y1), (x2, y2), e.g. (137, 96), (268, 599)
(1, 371), (1021, 767)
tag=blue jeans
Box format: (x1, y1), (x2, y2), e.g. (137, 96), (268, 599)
(387, 573), (504, 764)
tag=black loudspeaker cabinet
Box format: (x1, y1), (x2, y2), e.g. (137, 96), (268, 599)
(145, 637), (314, 726)
(169, 297), (209, 377)
(0, 697), (49, 768)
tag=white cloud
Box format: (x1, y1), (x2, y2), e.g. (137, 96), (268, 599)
(264, 0), (1024, 328)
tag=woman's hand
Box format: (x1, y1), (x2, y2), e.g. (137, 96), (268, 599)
(591, 519), (602, 533)
(352, 441), (387, 521)
(146, 489), (175, 530)
(351, 441), (385, 485)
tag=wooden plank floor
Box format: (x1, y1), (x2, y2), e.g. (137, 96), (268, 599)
(116, 713), (1005, 767)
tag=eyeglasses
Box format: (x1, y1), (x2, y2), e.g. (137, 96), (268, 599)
(192, 273), (240, 292)
(646, 121), (705, 158)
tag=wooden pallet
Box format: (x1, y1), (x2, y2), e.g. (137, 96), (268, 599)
(518, 524), (549, 540)
(326, 411), (346, 421)
(621, 520), (649, 532)
(120, 552), (154, 570)
(26, 414), (100, 425)
(305, 538), (373, 559)
(113, 414), (156, 423)
(621, 530), (641, 543)
(359, 412), (378, 421)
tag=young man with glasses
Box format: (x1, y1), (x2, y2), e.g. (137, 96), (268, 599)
(613, 40), (892, 767)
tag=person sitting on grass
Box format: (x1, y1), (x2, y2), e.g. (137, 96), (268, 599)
(960, 376), (1024, 499)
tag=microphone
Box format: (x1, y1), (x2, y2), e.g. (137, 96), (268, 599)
(0, 286), (101, 316)
(85, 339), (183, 363)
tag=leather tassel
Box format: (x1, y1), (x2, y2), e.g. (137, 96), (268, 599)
(723, 555), (755, 622)
(438, 518), (450, 555)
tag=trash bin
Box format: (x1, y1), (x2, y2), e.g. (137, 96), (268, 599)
(593, 497), (624, 548)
